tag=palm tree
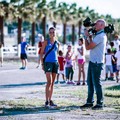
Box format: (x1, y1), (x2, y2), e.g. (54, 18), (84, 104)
(9, 0), (39, 45)
(77, 7), (84, 37)
(36, 0), (48, 39)
(47, 0), (58, 28)
(69, 3), (78, 45)
(57, 2), (71, 44)
(114, 18), (120, 34)
(9, 0), (28, 44)
(0, 1), (9, 45)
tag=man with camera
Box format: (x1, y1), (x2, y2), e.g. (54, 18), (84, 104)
(80, 19), (107, 110)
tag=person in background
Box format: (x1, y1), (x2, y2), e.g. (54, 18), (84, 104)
(40, 27), (60, 108)
(115, 45), (120, 83)
(110, 41), (117, 80)
(105, 49), (114, 81)
(76, 37), (86, 85)
(55, 50), (66, 84)
(0, 43), (3, 67)
(36, 35), (44, 68)
(113, 34), (120, 51)
(65, 44), (75, 84)
(105, 41), (111, 55)
(110, 41), (116, 53)
(20, 37), (29, 70)
(80, 19), (107, 110)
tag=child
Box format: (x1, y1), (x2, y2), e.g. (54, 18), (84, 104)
(105, 49), (114, 80)
(76, 38), (86, 85)
(55, 50), (65, 84)
(0, 43), (3, 67)
(20, 37), (29, 70)
(36, 35), (44, 68)
(115, 45), (120, 83)
(65, 45), (75, 84)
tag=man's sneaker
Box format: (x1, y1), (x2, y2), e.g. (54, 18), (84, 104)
(23, 67), (27, 70)
(45, 101), (49, 108)
(80, 103), (93, 109)
(20, 67), (24, 70)
(49, 100), (57, 108)
(92, 105), (103, 110)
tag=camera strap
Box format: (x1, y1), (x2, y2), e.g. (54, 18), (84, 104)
(43, 41), (57, 63)
(96, 30), (104, 35)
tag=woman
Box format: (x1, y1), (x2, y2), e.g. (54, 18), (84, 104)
(40, 27), (60, 108)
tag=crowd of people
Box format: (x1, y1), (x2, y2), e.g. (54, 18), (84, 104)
(105, 34), (120, 83)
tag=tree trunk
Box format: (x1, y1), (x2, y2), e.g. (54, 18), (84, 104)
(53, 21), (56, 28)
(63, 23), (66, 44)
(18, 18), (22, 44)
(42, 16), (46, 39)
(72, 24), (75, 45)
(0, 16), (4, 45)
(32, 22), (35, 46)
(78, 20), (82, 37)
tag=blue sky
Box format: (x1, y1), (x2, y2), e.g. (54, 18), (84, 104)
(55, 0), (119, 19)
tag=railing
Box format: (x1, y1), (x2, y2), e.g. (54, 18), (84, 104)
(2, 44), (89, 57)
(2, 45), (38, 57)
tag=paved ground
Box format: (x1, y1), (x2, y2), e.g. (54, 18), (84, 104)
(0, 58), (120, 120)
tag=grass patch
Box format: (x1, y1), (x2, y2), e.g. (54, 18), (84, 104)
(104, 85), (120, 98)
(104, 85), (120, 110)
(0, 84), (120, 115)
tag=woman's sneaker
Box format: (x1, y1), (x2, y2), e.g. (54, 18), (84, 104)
(76, 82), (80, 85)
(45, 101), (49, 108)
(82, 82), (86, 85)
(49, 100), (57, 109)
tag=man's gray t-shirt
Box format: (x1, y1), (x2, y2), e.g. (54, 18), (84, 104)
(90, 32), (107, 63)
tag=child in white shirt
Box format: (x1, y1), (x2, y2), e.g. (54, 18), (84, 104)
(76, 38), (86, 85)
(105, 49), (114, 80)
(115, 45), (120, 83)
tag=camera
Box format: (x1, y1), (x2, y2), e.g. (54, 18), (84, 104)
(83, 17), (114, 34)
(104, 24), (114, 33)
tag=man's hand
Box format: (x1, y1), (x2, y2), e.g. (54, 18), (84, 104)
(84, 29), (90, 37)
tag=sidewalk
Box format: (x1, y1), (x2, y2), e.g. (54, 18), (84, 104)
(0, 60), (119, 120)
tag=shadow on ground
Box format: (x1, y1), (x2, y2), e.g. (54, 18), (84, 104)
(0, 82), (46, 88)
(0, 105), (80, 116)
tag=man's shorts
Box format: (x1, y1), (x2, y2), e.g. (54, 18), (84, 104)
(44, 62), (59, 73)
(117, 65), (120, 71)
(106, 65), (113, 73)
(21, 54), (27, 59)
